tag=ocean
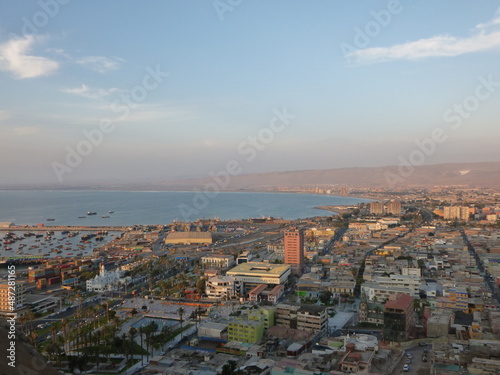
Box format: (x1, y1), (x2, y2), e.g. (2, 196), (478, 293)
(0, 190), (370, 226)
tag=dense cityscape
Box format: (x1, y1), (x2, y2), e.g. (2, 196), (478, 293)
(1, 185), (500, 374)
(2, 2), (500, 375)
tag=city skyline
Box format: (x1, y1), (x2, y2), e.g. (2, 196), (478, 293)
(1, 1), (500, 186)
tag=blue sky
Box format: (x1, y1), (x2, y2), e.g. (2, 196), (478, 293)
(1, 0), (500, 185)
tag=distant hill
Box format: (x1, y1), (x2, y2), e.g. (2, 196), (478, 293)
(155, 161), (500, 190)
(0, 320), (62, 375)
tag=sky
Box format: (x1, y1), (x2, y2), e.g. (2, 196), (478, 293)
(1, 0), (500, 186)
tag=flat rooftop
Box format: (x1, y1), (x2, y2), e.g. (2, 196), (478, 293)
(227, 262), (290, 276)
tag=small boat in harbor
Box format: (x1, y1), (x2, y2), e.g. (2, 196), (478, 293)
(46, 218), (55, 221)
(87, 212), (97, 215)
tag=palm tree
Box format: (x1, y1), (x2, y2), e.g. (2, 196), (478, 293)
(19, 310), (35, 335)
(177, 307), (185, 330)
(128, 326), (137, 359)
(138, 326), (145, 365)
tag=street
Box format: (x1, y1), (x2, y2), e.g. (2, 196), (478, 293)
(391, 345), (430, 375)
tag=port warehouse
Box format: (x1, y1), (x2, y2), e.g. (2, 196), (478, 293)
(164, 231), (213, 245)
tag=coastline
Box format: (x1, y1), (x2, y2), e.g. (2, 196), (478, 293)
(314, 205), (355, 215)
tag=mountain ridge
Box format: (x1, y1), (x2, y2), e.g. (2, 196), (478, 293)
(155, 161), (500, 190)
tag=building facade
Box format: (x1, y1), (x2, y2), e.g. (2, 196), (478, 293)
(284, 227), (304, 275)
(383, 293), (414, 342)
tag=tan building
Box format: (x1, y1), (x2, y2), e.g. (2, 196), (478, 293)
(443, 206), (470, 221)
(201, 254), (234, 269)
(386, 200), (402, 216)
(164, 231), (212, 244)
(276, 303), (328, 335)
(205, 275), (239, 299)
(0, 281), (26, 316)
(226, 262), (291, 294)
(369, 202), (384, 215)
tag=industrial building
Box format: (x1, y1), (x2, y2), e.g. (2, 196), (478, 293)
(164, 231), (213, 245)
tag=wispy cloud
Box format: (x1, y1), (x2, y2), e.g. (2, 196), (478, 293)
(76, 56), (124, 73)
(62, 84), (122, 99)
(0, 36), (59, 78)
(350, 8), (500, 64)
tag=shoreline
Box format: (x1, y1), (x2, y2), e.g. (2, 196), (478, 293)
(314, 205), (356, 215)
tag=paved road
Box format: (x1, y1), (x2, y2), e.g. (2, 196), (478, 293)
(391, 345), (429, 375)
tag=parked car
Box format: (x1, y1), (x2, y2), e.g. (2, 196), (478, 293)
(419, 342), (428, 346)
(403, 364), (410, 372)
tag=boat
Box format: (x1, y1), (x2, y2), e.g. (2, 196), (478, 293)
(87, 212), (97, 215)
(102, 215), (110, 218)
(46, 218), (55, 221)
(78, 216), (86, 219)
(108, 211), (114, 214)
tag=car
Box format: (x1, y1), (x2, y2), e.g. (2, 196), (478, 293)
(403, 364), (409, 372)
(419, 342), (428, 346)
(406, 353), (413, 359)
(406, 359), (412, 364)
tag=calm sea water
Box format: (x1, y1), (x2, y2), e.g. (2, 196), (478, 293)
(0, 191), (370, 226)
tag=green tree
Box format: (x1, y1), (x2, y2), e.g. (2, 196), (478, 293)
(319, 290), (333, 305)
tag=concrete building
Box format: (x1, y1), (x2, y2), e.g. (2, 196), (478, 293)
(297, 305), (328, 335)
(226, 262), (291, 294)
(164, 231), (213, 244)
(371, 274), (421, 297)
(284, 227), (304, 275)
(386, 200), (402, 216)
(426, 310), (453, 338)
(205, 275), (239, 300)
(369, 202), (384, 215)
(0, 281), (26, 316)
(197, 321), (228, 340)
(228, 317), (265, 344)
(248, 284), (267, 302)
(267, 285), (285, 304)
(276, 304), (328, 335)
(361, 282), (418, 302)
(236, 251), (254, 264)
(201, 254), (235, 269)
(443, 206), (470, 221)
(383, 293), (414, 342)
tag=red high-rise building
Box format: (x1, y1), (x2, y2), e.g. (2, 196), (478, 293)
(284, 227), (304, 275)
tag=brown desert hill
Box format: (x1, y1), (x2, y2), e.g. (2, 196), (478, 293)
(157, 161), (500, 190)
(0, 320), (62, 375)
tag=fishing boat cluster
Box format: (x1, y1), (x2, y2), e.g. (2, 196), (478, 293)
(0, 230), (118, 259)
